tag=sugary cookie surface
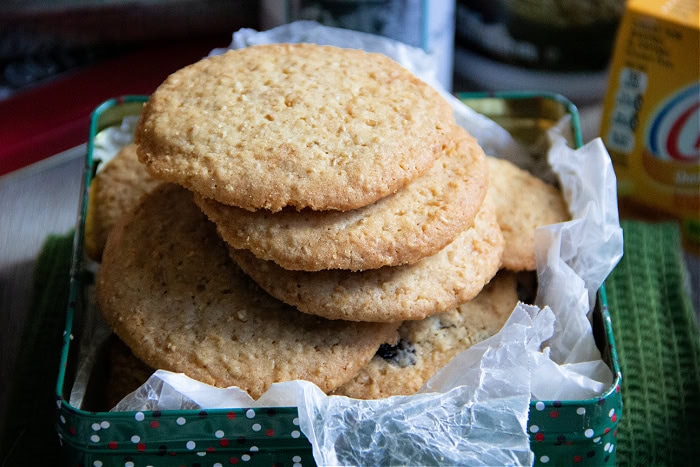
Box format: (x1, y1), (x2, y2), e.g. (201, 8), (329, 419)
(84, 143), (161, 261)
(196, 125), (488, 271)
(486, 156), (570, 271)
(96, 184), (399, 398)
(135, 43), (454, 212)
(229, 200), (504, 322)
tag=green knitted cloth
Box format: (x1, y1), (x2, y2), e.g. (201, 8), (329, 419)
(1, 220), (699, 465)
(604, 220), (700, 465)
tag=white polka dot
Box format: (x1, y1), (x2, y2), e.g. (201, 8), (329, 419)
(93, 461), (103, 467)
(609, 444), (615, 453)
(577, 407), (586, 415)
(215, 429), (225, 438)
(242, 454), (251, 461)
(90, 434), (100, 443)
(609, 408), (615, 417)
(529, 425), (539, 433)
(291, 430), (301, 438)
(100, 421), (110, 429)
(214, 464), (223, 467)
(252, 423), (262, 431)
(197, 452), (206, 457)
(250, 446), (259, 452)
(135, 412), (145, 421)
(604, 442), (611, 451)
(125, 462), (134, 467)
(91, 423), (101, 431)
(540, 456), (550, 463)
(293, 464), (302, 467)
(186, 440), (196, 450)
(293, 417), (300, 425)
(535, 401), (545, 411)
(292, 456), (302, 462)
(131, 435), (140, 443)
(60, 415), (66, 424)
(246, 409), (256, 419)
(593, 437), (601, 443)
(584, 428), (595, 438)
(176, 417), (186, 425)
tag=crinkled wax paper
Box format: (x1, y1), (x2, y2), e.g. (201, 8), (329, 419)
(78, 21), (624, 466)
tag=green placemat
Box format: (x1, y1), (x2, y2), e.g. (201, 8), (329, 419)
(1, 232), (73, 466)
(605, 220), (700, 465)
(2, 221), (699, 465)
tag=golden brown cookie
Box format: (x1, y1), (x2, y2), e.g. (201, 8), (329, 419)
(196, 126), (488, 271)
(135, 43), (454, 212)
(229, 200), (504, 322)
(331, 271), (518, 399)
(486, 156), (570, 271)
(96, 184), (399, 399)
(84, 143), (162, 261)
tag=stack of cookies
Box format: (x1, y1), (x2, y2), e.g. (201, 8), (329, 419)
(91, 43), (569, 403)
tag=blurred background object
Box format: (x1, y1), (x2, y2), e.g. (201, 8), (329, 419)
(0, 0), (259, 176)
(0, 0), (259, 100)
(260, 0), (456, 91)
(599, 0), (699, 255)
(454, 0), (626, 104)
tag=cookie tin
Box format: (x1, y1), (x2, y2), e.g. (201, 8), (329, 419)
(55, 93), (622, 466)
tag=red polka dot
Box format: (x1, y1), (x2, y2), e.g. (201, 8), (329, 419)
(137, 443), (146, 452)
(604, 427), (611, 434)
(535, 433), (545, 442)
(574, 455), (583, 463)
(616, 385), (621, 393)
(549, 410), (559, 418)
(266, 429), (275, 437)
(69, 427), (77, 436)
(108, 441), (118, 450)
(611, 414), (618, 422)
(614, 429), (618, 437)
(229, 458), (239, 464)
(220, 438), (230, 447)
(207, 447), (215, 453)
(227, 411), (236, 420)
(150, 420), (160, 429)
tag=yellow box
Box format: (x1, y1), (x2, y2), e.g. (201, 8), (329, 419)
(600, 0), (699, 252)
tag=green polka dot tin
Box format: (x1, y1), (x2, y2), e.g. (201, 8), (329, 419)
(56, 93), (622, 466)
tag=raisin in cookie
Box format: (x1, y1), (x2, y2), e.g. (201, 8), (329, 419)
(332, 271), (518, 399)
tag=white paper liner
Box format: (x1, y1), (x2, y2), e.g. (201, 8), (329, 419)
(74, 21), (625, 465)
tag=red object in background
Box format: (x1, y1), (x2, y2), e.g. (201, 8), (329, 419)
(0, 38), (224, 177)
